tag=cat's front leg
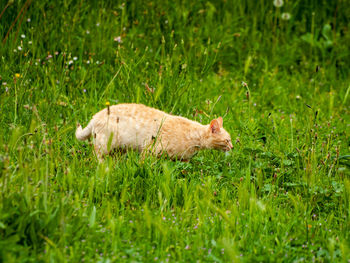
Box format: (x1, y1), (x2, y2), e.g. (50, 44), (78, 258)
(140, 137), (163, 161)
(140, 145), (158, 161)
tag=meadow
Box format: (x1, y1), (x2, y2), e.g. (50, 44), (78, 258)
(0, 0), (349, 262)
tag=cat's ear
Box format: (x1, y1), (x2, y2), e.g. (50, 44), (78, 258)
(210, 119), (220, 134)
(217, 117), (223, 127)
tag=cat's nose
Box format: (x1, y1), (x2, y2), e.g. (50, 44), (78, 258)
(228, 142), (233, 150)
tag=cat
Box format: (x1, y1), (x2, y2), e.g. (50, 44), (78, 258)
(76, 103), (233, 161)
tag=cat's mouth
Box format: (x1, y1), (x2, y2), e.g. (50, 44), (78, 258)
(224, 146), (232, 152)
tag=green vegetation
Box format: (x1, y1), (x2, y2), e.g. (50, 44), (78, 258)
(0, 0), (349, 262)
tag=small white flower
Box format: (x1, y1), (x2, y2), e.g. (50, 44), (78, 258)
(273, 0), (283, 8)
(73, 56), (78, 61)
(18, 46), (22, 51)
(96, 22), (100, 27)
(27, 18), (31, 22)
(114, 36), (122, 43)
(21, 34), (25, 39)
(165, 20), (168, 24)
(2, 82), (7, 86)
(68, 60), (73, 65)
(86, 30), (90, 34)
(281, 12), (291, 20)
(86, 60), (90, 64)
(28, 41), (32, 45)
(96, 61), (100, 65)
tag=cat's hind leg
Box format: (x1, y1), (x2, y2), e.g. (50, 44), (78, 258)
(92, 132), (109, 163)
(94, 144), (105, 163)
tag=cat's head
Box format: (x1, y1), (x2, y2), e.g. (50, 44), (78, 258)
(205, 117), (233, 152)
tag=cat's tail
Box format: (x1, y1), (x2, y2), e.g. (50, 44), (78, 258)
(75, 120), (94, 141)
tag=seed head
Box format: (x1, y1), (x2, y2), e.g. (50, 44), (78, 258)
(273, 0), (284, 7)
(281, 12), (291, 20)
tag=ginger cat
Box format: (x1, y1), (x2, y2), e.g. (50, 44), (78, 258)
(76, 103), (233, 161)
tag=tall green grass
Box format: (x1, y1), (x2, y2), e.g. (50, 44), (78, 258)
(0, 0), (349, 262)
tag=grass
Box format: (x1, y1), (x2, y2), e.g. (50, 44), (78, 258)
(0, 0), (349, 262)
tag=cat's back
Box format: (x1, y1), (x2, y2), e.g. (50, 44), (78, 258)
(92, 103), (168, 122)
(115, 103), (169, 121)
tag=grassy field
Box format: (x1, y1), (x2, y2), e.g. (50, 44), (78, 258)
(1, 0), (349, 262)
